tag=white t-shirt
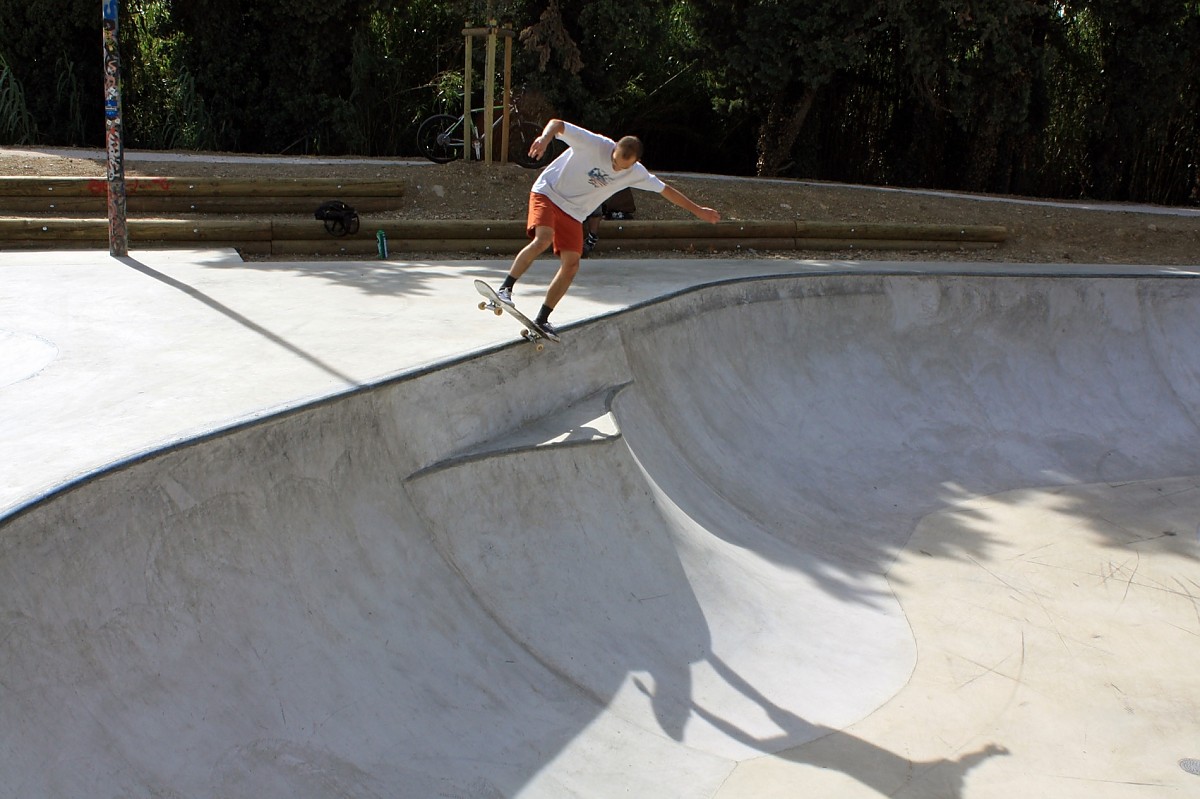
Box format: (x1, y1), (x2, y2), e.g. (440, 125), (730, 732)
(531, 122), (666, 222)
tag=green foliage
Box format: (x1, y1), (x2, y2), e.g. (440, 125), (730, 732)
(123, 1), (217, 150)
(0, 0), (1193, 203)
(876, 0), (1060, 192)
(53, 53), (87, 144)
(0, 0), (100, 144)
(0, 52), (37, 144)
(168, 0), (362, 153)
(683, 0), (1197, 202)
(346, 1), (464, 155)
(1071, 0), (1200, 202)
(515, 0), (725, 168)
(685, 0), (887, 174)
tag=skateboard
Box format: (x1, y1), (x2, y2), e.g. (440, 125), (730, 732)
(474, 279), (560, 350)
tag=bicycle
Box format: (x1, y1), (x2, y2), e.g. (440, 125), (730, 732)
(416, 103), (555, 169)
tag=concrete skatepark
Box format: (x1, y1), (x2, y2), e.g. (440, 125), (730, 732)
(2, 245), (1200, 798)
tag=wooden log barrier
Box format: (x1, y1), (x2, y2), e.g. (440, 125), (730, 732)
(785, 239), (1000, 252)
(0, 217), (271, 248)
(601, 220), (797, 239)
(0, 176), (405, 214)
(796, 220), (1008, 243)
(0, 176), (407, 196)
(270, 219), (528, 241)
(0, 215), (1007, 254)
(593, 238), (798, 253)
(351, 219), (1003, 244)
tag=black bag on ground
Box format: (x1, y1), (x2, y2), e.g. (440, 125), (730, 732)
(602, 188), (636, 220)
(315, 200), (360, 236)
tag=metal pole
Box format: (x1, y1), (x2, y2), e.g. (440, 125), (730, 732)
(102, 0), (128, 256)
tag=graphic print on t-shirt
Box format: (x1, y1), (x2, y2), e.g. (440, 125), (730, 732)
(587, 167), (614, 188)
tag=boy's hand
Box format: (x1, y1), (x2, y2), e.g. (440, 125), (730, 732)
(529, 120), (564, 160)
(529, 134), (552, 159)
(662, 185), (720, 223)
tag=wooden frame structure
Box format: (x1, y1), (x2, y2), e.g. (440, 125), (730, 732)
(462, 20), (516, 165)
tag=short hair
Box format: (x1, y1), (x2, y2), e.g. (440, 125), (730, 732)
(615, 135), (643, 161)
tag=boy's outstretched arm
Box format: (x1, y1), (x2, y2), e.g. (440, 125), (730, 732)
(662, 184), (721, 223)
(529, 119), (566, 159)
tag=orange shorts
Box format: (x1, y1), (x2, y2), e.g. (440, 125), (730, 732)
(526, 192), (584, 255)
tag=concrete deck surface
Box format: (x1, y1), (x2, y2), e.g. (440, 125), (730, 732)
(2, 247), (1199, 798)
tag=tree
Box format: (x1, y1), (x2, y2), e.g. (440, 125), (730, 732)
(1074, 0), (1200, 202)
(169, 0), (367, 153)
(880, 0), (1059, 193)
(0, 0), (100, 145)
(347, 1), (466, 155)
(686, 0), (886, 176)
(517, 0), (724, 167)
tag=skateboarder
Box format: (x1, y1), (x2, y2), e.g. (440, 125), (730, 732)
(495, 119), (720, 336)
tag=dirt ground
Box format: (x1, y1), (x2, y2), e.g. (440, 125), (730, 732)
(2, 148), (1198, 264)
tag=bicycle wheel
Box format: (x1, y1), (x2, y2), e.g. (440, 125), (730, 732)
(416, 114), (461, 163)
(495, 118), (557, 169)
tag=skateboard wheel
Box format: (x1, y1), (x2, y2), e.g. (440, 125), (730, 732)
(535, 343), (545, 352)
(478, 301), (487, 311)
(494, 308), (503, 316)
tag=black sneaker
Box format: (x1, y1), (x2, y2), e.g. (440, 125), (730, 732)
(534, 319), (561, 342)
(582, 232), (598, 258)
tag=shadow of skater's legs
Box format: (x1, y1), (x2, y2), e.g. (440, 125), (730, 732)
(694, 652), (1009, 798)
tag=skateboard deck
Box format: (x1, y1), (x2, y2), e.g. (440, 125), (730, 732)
(474, 280), (560, 349)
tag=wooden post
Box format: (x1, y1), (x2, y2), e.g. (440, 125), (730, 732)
(483, 20), (497, 165)
(502, 26), (513, 165)
(101, 0), (127, 256)
(462, 22), (516, 166)
(463, 26), (474, 161)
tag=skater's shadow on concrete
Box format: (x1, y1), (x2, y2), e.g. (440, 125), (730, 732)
(636, 652), (1008, 798)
